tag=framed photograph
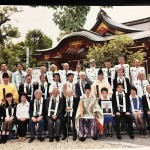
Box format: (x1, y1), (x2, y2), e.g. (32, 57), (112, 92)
(101, 100), (113, 115)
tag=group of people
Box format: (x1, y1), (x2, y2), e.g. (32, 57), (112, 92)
(0, 55), (150, 144)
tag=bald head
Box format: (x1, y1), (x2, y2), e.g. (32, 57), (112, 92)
(66, 89), (73, 97)
(63, 63), (69, 70)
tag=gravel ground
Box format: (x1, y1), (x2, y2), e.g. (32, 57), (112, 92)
(0, 134), (150, 150)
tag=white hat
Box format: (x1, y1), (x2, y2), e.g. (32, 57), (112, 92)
(89, 59), (96, 63)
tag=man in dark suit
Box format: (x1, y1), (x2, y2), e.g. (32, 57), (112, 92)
(113, 68), (130, 95)
(46, 88), (64, 142)
(112, 83), (134, 140)
(28, 89), (46, 143)
(103, 103), (111, 113)
(142, 85), (150, 133)
(34, 75), (50, 99)
(61, 89), (79, 141)
(19, 75), (35, 102)
(75, 71), (88, 100)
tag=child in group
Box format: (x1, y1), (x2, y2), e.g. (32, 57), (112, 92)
(98, 87), (113, 137)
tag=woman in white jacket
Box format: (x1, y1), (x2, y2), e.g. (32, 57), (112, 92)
(16, 93), (30, 142)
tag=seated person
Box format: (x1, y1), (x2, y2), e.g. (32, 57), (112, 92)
(16, 93), (30, 142)
(61, 89), (79, 141)
(130, 86), (147, 138)
(46, 88), (63, 142)
(142, 85), (150, 134)
(98, 87), (113, 137)
(76, 84), (104, 142)
(0, 93), (17, 144)
(112, 83), (134, 140)
(28, 89), (46, 143)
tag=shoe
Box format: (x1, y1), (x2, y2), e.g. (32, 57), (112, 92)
(22, 137), (26, 142)
(117, 135), (122, 140)
(129, 134), (134, 139)
(28, 138), (35, 143)
(2, 135), (8, 144)
(49, 138), (54, 142)
(92, 136), (98, 140)
(37, 137), (45, 142)
(79, 137), (86, 142)
(73, 136), (77, 141)
(61, 136), (67, 140)
(55, 136), (60, 142)
(18, 137), (22, 142)
(143, 131), (148, 138)
(0, 135), (4, 144)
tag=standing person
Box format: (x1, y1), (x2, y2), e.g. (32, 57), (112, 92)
(114, 56), (130, 80)
(130, 59), (146, 85)
(112, 83), (134, 140)
(86, 59), (99, 85)
(129, 87), (147, 138)
(75, 72), (88, 100)
(12, 64), (26, 91)
(61, 89), (79, 141)
(16, 93), (30, 142)
(59, 63), (73, 84)
(113, 68), (130, 95)
(76, 84), (104, 142)
(49, 73), (63, 98)
(46, 88), (64, 142)
(73, 64), (82, 84)
(142, 85), (150, 134)
(0, 63), (12, 84)
(28, 89), (46, 143)
(91, 69), (112, 99)
(19, 75), (35, 102)
(98, 87), (113, 137)
(0, 93), (17, 144)
(0, 73), (19, 104)
(133, 72), (149, 98)
(102, 61), (115, 88)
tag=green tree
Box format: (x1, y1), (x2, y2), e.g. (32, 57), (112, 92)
(0, 6), (22, 49)
(86, 35), (145, 68)
(25, 29), (53, 67)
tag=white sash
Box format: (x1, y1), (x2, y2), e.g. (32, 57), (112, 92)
(6, 107), (14, 118)
(33, 97), (43, 116)
(146, 93), (150, 110)
(117, 76), (127, 93)
(79, 80), (86, 96)
(0, 72), (3, 84)
(65, 96), (73, 117)
(66, 81), (75, 94)
(116, 91), (126, 112)
(130, 95), (140, 112)
(39, 82), (48, 99)
(24, 83), (34, 100)
(48, 95), (59, 116)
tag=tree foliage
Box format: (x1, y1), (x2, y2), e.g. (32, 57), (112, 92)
(86, 35), (145, 68)
(0, 6), (22, 49)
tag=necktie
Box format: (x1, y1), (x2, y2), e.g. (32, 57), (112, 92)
(56, 82), (58, 88)
(82, 82), (85, 93)
(66, 70), (68, 76)
(119, 94), (123, 112)
(77, 72), (80, 80)
(26, 84), (29, 94)
(36, 101), (40, 112)
(68, 98), (70, 107)
(107, 69), (111, 77)
(41, 84), (45, 93)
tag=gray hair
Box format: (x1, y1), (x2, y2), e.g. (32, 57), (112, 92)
(34, 89), (42, 95)
(79, 71), (86, 77)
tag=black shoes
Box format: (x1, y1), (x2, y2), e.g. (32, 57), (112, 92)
(92, 136), (98, 140)
(117, 135), (122, 140)
(37, 137), (45, 142)
(73, 136), (77, 141)
(129, 134), (134, 139)
(49, 137), (54, 142)
(61, 136), (67, 140)
(79, 137), (86, 142)
(0, 135), (8, 144)
(55, 136), (60, 142)
(28, 137), (35, 143)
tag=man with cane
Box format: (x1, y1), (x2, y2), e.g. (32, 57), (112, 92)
(61, 89), (79, 141)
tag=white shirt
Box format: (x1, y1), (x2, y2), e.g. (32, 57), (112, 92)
(16, 101), (29, 119)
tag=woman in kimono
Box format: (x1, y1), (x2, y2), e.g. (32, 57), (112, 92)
(98, 87), (113, 137)
(76, 84), (104, 142)
(130, 86), (147, 138)
(0, 93), (17, 144)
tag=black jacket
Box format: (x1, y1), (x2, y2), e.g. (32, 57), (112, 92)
(142, 95), (150, 117)
(112, 93), (130, 114)
(45, 96), (64, 119)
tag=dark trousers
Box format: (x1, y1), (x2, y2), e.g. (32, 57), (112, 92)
(114, 112), (133, 136)
(47, 117), (61, 138)
(29, 119), (44, 138)
(17, 119), (29, 137)
(63, 116), (77, 137)
(145, 114), (150, 131)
